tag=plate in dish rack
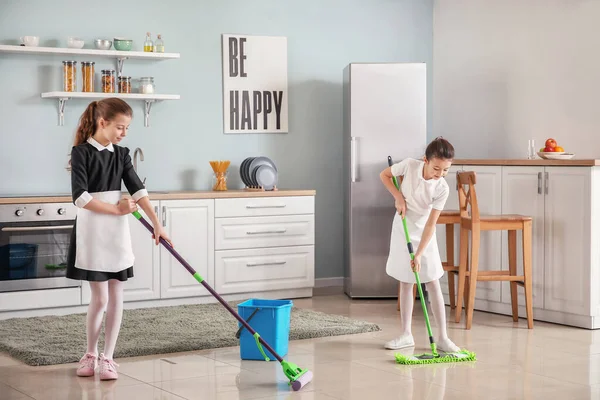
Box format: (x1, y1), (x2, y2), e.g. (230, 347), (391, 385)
(537, 152), (575, 160)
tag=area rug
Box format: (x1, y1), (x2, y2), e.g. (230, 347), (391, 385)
(0, 301), (381, 366)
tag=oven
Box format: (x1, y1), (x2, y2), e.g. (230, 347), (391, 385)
(0, 202), (81, 292)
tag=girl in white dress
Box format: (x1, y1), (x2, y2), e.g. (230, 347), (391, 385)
(379, 137), (461, 352)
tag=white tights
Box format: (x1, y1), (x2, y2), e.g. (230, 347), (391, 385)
(399, 279), (450, 340)
(86, 279), (124, 360)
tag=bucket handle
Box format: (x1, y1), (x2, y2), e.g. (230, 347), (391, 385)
(235, 307), (260, 339)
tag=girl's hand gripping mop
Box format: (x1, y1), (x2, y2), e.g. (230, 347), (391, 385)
(131, 211), (313, 391)
(388, 160), (476, 365)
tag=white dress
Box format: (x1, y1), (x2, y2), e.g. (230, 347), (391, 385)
(385, 158), (450, 284)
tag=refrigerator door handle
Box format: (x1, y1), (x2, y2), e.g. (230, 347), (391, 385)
(351, 136), (358, 182)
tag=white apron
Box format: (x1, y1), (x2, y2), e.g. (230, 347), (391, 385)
(385, 209), (443, 284)
(75, 190), (135, 272)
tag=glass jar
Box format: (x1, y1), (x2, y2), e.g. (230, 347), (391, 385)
(62, 61), (77, 92)
(139, 77), (155, 94)
(118, 76), (131, 93)
(212, 171), (228, 191)
(101, 70), (116, 93)
(81, 61), (95, 92)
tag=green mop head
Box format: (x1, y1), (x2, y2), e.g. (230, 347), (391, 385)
(395, 349), (476, 365)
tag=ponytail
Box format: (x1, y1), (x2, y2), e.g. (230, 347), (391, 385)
(73, 101), (98, 146)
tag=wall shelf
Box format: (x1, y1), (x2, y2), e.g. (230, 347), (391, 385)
(41, 92), (181, 127)
(0, 45), (180, 60)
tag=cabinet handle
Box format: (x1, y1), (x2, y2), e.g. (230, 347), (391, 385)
(154, 206), (158, 216)
(246, 261), (287, 267)
(246, 229), (287, 235)
(537, 172), (542, 194)
(245, 204), (286, 209)
(162, 206), (166, 226)
(351, 136), (358, 183)
(545, 172), (549, 194)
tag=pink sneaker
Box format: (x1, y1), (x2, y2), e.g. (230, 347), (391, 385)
(76, 353), (97, 377)
(98, 353), (119, 380)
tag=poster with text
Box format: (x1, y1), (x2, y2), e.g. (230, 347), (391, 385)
(222, 34), (288, 134)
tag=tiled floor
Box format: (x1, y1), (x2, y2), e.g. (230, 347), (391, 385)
(1, 294), (600, 399)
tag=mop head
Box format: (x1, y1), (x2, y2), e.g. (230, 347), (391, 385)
(395, 349), (476, 365)
(281, 360), (313, 391)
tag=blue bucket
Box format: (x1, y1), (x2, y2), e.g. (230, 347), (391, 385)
(237, 298), (293, 361)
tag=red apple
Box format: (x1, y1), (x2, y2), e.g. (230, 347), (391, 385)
(545, 138), (557, 149)
(544, 146), (555, 152)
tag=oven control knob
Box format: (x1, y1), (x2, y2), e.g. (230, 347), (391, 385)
(57, 208), (66, 215)
(37, 209), (44, 216)
(15, 209), (24, 217)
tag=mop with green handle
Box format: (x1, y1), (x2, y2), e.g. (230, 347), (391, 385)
(388, 157), (476, 365)
(130, 210), (313, 391)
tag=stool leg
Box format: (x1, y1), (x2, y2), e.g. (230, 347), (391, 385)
(455, 226), (469, 323)
(397, 282), (401, 311)
(446, 224), (456, 310)
(508, 230), (518, 322)
(465, 226), (480, 330)
(523, 220), (534, 329)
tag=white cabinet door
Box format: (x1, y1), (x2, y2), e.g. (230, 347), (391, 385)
(81, 201), (161, 304)
(160, 199), (215, 299)
(500, 167), (544, 311)
(544, 167), (591, 315)
(461, 166), (503, 303)
(124, 200), (161, 302)
(437, 165), (462, 302)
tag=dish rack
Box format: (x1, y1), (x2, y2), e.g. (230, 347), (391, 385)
(239, 156), (279, 191)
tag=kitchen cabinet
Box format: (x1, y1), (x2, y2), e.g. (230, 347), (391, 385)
(214, 196), (315, 295)
(449, 162), (600, 328)
(159, 199), (214, 299)
(543, 167), (592, 315)
(500, 167), (545, 310)
(124, 200), (161, 302)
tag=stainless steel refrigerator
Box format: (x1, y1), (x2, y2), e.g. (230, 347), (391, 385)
(343, 62), (427, 298)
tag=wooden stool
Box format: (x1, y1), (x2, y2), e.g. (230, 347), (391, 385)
(455, 171), (533, 330)
(396, 210), (461, 311)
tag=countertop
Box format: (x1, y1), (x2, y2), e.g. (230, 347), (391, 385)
(453, 158), (600, 166)
(0, 189), (316, 204)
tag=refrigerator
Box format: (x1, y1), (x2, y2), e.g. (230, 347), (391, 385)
(343, 63), (427, 298)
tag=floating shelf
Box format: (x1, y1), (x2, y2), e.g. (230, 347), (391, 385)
(0, 45), (180, 60)
(41, 92), (181, 127)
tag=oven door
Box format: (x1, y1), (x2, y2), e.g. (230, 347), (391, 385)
(0, 220), (81, 292)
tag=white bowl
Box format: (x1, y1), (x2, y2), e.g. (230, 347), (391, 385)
(67, 37), (84, 49)
(537, 152), (574, 160)
(20, 36), (39, 47)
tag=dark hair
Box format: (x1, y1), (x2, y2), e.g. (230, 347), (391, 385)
(425, 136), (455, 160)
(73, 98), (133, 146)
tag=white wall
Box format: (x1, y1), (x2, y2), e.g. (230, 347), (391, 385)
(433, 0), (600, 159)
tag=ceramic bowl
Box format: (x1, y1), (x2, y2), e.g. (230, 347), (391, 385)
(67, 37), (84, 49)
(538, 152), (575, 160)
(20, 36), (39, 47)
(113, 38), (133, 51)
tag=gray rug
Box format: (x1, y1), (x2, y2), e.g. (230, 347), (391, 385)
(0, 301), (381, 366)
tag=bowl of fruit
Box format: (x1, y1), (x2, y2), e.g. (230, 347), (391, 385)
(537, 138), (575, 160)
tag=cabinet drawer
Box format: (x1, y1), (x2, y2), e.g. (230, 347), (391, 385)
(215, 196), (314, 218)
(215, 246), (315, 294)
(215, 215), (314, 250)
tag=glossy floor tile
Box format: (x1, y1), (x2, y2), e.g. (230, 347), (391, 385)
(1, 294), (600, 399)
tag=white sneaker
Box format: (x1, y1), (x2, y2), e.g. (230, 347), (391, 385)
(437, 337), (461, 353)
(384, 334), (415, 350)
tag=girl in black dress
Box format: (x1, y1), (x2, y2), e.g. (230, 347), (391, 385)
(67, 98), (172, 380)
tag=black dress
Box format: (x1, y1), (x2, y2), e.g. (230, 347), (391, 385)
(66, 138), (148, 282)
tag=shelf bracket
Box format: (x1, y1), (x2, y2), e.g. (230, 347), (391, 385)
(58, 97), (69, 126)
(144, 100), (154, 127)
(117, 57), (128, 78)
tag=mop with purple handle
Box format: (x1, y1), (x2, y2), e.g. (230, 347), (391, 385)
(131, 210), (313, 391)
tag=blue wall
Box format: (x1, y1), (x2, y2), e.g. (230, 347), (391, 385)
(0, 0), (433, 279)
